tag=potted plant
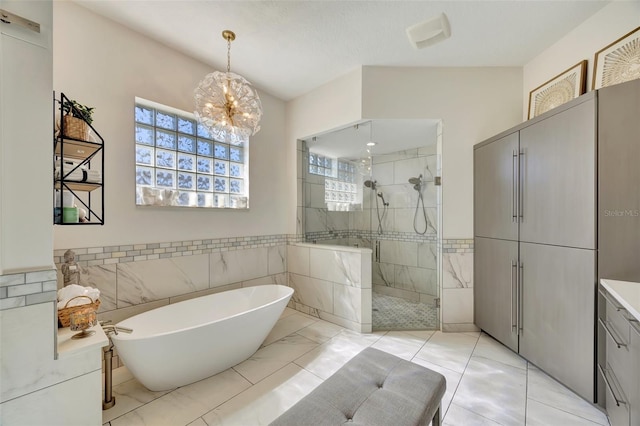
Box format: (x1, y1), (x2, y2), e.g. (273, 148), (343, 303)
(61, 99), (95, 140)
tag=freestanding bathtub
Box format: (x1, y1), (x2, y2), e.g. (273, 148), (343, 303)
(111, 284), (294, 391)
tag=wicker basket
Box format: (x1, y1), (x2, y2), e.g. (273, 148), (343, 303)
(58, 295), (100, 328)
(63, 115), (89, 140)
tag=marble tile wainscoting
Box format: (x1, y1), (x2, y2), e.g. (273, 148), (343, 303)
(54, 235), (291, 368)
(441, 239), (476, 332)
(1, 269), (104, 425)
(287, 242), (372, 333)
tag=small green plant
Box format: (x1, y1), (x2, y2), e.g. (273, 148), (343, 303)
(62, 99), (95, 125)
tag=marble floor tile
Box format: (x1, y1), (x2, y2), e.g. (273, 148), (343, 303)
(295, 319), (344, 343)
(411, 357), (462, 417)
(109, 369), (250, 426)
(472, 333), (527, 370)
(262, 312), (318, 346)
(414, 331), (478, 373)
(201, 363), (323, 426)
(371, 330), (430, 360)
(452, 356), (527, 425)
(443, 403), (503, 426)
(103, 378), (171, 423)
(526, 398), (606, 426)
(233, 334), (319, 384)
(527, 365), (609, 425)
(102, 312), (610, 426)
(293, 329), (383, 380)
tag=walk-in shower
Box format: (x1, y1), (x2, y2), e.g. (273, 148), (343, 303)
(301, 119), (442, 332)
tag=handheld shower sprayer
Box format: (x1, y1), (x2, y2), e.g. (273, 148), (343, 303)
(408, 174), (423, 191)
(365, 177), (389, 234)
(409, 174), (429, 234)
(377, 192), (389, 206)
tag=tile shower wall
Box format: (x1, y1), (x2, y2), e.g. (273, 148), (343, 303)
(304, 145), (440, 307)
(287, 243), (372, 333)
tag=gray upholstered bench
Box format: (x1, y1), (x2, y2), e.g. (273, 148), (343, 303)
(271, 347), (446, 426)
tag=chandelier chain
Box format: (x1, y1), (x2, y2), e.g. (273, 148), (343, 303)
(227, 37), (231, 73)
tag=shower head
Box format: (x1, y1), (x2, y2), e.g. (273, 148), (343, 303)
(408, 175), (423, 185)
(364, 180), (377, 190)
(377, 192), (389, 206)
(409, 175), (423, 191)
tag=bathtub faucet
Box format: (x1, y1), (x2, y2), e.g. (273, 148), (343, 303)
(100, 322), (133, 336)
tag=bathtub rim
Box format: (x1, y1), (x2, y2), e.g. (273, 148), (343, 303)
(112, 284), (293, 341)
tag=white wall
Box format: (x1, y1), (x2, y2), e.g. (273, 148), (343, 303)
(53, 2), (288, 249)
(285, 68), (363, 234)
(523, 1), (640, 119)
(361, 66), (523, 239)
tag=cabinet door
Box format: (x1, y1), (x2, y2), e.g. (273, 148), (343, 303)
(519, 99), (596, 249)
(474, 237), (518, 352)
(519, 242), (595, 401)
(474, 132), (519, 241)
(598, 79), (640, 282)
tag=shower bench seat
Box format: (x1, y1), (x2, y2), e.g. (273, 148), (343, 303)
(270, 347), (446, 426)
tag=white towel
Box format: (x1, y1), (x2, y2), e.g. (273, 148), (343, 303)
(57, 284), (100, 310)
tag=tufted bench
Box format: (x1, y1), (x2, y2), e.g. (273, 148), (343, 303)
(270, 347), (446, 426)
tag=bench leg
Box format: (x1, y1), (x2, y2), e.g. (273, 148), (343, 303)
(432, 404), (442, 426)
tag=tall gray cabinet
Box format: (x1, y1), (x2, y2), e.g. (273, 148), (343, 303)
(474, 92), (597, 402)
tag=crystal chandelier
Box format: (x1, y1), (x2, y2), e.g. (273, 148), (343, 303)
(194, 30), (262, 143)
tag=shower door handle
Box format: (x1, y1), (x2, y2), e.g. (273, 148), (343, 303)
(375, 240), (381, 263)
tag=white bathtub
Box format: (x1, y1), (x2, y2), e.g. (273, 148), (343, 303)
(111, 285), (294, 391)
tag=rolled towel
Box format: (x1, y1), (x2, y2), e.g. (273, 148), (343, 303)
(57, 284), (100, 310)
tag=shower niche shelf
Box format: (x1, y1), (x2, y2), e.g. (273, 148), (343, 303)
(53, 92), (104, 225)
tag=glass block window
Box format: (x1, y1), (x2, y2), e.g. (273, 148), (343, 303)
(324, 160), (359, 211)
(135, 99), (249, 208)
(308, 153), (333, 177)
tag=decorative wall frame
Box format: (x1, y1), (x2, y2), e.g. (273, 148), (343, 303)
(528, 60), (587, 120)
(592, 26), (640, 90)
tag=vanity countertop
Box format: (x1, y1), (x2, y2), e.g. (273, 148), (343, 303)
(601, 279), (640, 322)
(57, 323), (108, 359)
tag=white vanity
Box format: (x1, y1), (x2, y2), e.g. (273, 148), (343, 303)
(599, 279), (640, 426)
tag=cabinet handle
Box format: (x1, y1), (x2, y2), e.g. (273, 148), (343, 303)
(599, 289), (625, 312)
(597, 364), (627, 407)
(511, 261), (517, 331)
(512, 150), (518, 222)
(518, 149), (525, 222)
(518, 262), (524, 335)
(599, 318), (628, 348)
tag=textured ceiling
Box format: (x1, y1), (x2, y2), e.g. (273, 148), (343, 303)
(75, 0), (609, 101)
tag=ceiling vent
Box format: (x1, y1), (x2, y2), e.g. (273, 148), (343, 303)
(406, 13), (451, 49)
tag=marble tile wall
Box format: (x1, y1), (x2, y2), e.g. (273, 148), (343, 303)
(287, 243), (372, 333)
(0, 269), (58, 311)
(0, 303), (101, 405)
(441, 239), (476, 332)
(54, 235), (291, 368)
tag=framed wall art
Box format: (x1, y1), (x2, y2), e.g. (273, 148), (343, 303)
(528, 60), (587, 120)
(592, 26), (640, 90)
